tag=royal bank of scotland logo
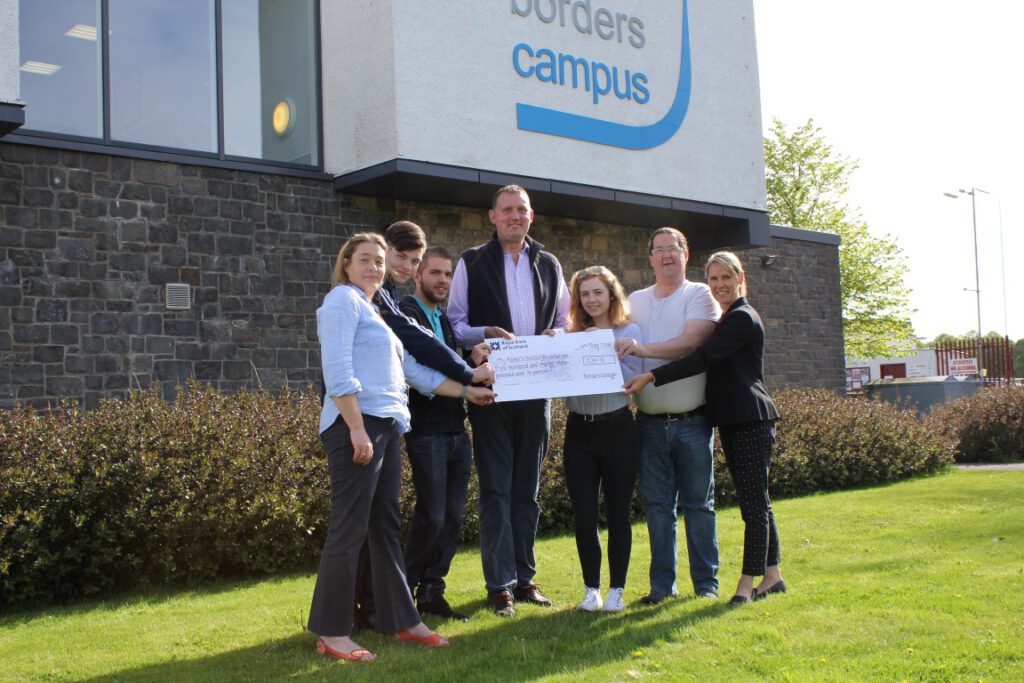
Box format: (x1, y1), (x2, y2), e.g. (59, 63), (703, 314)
(514, 0), (691, 150)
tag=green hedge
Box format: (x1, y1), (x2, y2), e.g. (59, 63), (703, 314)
(0, 385), (327, 609)
(1, 385), (956, 610)
(926, 384), (1024, 463)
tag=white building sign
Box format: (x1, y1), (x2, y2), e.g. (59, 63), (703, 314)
(948, 358), (979, 375)
(322, 0), (765, 211)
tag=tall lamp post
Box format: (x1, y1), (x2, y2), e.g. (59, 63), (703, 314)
(943, 187), (987, 375)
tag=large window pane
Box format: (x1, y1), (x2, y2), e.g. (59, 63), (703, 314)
(109, 0), (217, 152)
(19, 0), (102, 138)
(223, 0), (318, 165)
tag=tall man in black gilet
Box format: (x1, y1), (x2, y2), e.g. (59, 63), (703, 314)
(447, 185), (570, 617)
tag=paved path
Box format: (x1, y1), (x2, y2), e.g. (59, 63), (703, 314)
(954, 463), (1024, 471)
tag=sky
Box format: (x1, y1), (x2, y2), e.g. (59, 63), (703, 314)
(752, 0), (1023, 343)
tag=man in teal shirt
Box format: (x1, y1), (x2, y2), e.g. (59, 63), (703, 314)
(398, 246), (479, 621)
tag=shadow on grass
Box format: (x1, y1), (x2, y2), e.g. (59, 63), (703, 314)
(75, 597), (727, 682)
(0, 570), (314, 630)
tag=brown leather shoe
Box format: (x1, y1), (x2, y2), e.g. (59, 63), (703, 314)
(514, 583), (553, 607)
(488, 590), (516, 617)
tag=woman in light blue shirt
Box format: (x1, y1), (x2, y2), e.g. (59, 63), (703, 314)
(563, 266), (643, 613)
(308, 233), (493, 662)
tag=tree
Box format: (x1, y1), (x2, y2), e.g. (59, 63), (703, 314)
(764, 118), (915, 360)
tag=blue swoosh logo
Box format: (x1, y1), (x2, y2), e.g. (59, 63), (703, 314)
(515, 0), (691, 150)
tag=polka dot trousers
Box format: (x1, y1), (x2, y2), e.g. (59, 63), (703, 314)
(718, 420), (781, 576)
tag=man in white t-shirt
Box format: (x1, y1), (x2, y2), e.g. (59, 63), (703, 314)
(617, 227), (721, 602)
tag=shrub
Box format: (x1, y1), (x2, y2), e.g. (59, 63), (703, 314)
(539, 390), (953, 528)
(1, 385), (955, 609)
(0, 384), (327, 610)
(711, 388), (954, 506)
(926, 384), (1024, 463)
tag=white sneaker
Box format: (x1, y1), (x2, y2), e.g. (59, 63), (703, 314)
(603, 587), (625, 612)
(577, 586), (603, 612)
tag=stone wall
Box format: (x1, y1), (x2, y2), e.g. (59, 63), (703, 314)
(1, 141), (844, 409)
(737, 233), (846, 393)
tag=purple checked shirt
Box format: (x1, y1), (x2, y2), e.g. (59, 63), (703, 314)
(448, 244), (570, 346)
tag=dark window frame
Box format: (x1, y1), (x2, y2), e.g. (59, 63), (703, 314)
(15, 0), (324, 175)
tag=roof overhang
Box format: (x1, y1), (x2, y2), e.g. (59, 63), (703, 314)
(0, 102), (26, 139)
(334, 159), (771, 251)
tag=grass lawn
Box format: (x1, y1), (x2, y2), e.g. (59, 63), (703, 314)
(2, 469), (1021, 682)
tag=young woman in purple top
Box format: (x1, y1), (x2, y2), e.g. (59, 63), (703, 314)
(563, 266), (643, 612)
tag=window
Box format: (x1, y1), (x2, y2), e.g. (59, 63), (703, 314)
(223, 0), (318, 165)
(18, 0), (321, 168)
(19, 0), (102, 138)
(109, 0), (217, 152)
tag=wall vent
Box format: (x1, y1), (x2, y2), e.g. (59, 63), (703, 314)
(165, 283), (192, 310)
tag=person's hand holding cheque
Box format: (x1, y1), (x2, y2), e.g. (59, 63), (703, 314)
(465, 385), (497, 405)
(470, 343), (496, 386)
(470, 341), (492, 365)
(471, 362), (495, 386)
(623, 371), (655, 396)
(484, 326), (514, 340)
(615, 337), (643, 359)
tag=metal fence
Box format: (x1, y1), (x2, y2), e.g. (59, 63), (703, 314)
(935, 337), (1016, 384)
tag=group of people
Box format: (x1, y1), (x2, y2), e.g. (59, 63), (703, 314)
(308, 185), (786, 663)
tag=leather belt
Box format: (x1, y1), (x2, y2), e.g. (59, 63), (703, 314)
(570, 406), (632, 423)
(643, 405), (705, 421)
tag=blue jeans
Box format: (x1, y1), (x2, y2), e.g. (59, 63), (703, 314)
(637, 411), (719, 597)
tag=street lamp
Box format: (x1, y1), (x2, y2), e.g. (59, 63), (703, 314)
(943, 187), (987, 375)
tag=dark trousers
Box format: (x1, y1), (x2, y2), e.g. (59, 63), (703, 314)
(718, 420), (781, 577)
(563, 409), (639, 589)
(403, 431), (473, 602)
(467, 399), (550, 593)
(307, 415), (420, 637)
(354, 542), (374, 623)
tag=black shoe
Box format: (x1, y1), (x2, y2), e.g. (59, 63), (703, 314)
(488, 590), (516, 617)
(418, 595), (469, 622)
(639, 593), (670, 606)
(754, 580), (787, 601)
(727, 594), (751, 607)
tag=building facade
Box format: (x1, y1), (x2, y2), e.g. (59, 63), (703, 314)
(1, 1), (844, 410)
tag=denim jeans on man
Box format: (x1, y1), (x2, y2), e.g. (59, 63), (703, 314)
(403, 432), (473, 602)
(637, 411), (719, 597)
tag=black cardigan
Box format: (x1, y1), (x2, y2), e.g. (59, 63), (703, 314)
(650, 297), (779, 427)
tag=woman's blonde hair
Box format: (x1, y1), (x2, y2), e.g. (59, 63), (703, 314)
(568, 265), (631, 332)
(704, 250), (747, 296)
(331, 232), (387, 286)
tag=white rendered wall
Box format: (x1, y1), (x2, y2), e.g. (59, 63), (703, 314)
(322, 0), (766, 211)
(0, 0), (20, 104)
(847, 349), (941, 381)
(320, 0), (399, 173)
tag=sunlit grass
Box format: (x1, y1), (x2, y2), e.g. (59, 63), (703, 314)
(2, 470), (1021, 682)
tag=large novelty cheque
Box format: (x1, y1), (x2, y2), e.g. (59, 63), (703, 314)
(486, 329), (624, 402)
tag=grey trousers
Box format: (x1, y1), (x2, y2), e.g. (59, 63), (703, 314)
(307, 414), (420, 637)
(467, 399), (550, 593)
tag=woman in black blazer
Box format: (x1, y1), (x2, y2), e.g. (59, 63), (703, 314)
(625, 251), (785, 606)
